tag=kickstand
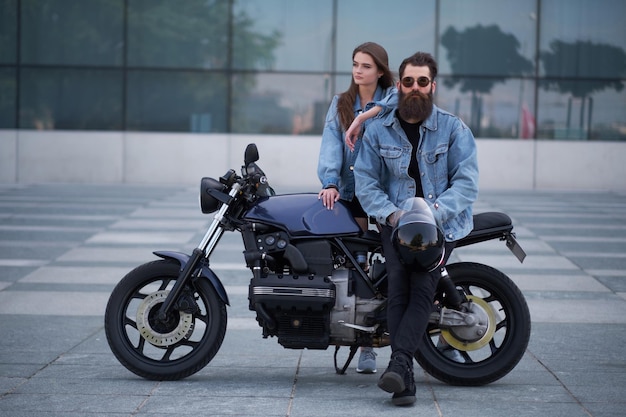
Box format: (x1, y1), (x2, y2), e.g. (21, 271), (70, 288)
(334, 345), (358, 375)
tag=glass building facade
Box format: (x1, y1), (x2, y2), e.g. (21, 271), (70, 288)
(1, 0), (625, 140)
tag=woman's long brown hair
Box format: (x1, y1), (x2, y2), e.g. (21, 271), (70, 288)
(336, 42), (394, 132)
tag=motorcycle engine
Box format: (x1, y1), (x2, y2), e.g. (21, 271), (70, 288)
(328, 269), (384, 345)
(248, 271), (335, 349)
(248, 239), (384, 349)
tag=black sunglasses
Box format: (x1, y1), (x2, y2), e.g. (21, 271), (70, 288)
(401, 76), (431, 88)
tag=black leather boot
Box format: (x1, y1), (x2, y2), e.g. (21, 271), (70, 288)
(391, 366), (416, 406)
(377, 352), (411, 394)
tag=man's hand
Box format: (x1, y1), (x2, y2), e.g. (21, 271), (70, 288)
(387, 210), (405, 227)
(318, 187), (340, 210)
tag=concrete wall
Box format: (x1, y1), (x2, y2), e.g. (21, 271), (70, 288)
(1, 129), (625, 191)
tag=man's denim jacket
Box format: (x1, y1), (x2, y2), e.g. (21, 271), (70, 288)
(317, 86), (393, 202)
(354, 104), (479, 242)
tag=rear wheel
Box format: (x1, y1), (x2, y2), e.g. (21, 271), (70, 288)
(104, 260), (227, 380)
(416, 262), (531, 386)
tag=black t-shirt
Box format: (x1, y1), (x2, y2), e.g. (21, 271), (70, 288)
(397, 111), (424, 197)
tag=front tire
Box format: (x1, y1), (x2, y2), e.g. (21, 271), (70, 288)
(104, 259), (227, 380)
(416, 262), (531, 386)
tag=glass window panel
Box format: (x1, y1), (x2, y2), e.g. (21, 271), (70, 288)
(127, 0), (229, 69)
(336, 0), (436, 75)
(19, 68), (123, 130)
(439, 0), (536, 77)
(0, 68), (17, 128)
(537, 82), (626, 141)
(540, 0), (626, 78)
(20, 0), (124, 66)
(231, 73), (331, 134)
(126, 70), (228, 132)
(332, 74), (353, 97)
(233, 0), (333, 71)
(0, 0), (17, 64)
(437, 76), (536, 139)
(538, 0), (626, 141)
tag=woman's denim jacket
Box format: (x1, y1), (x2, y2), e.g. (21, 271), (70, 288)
(317, 86), (393, 202)
(354, 103), (479, 242)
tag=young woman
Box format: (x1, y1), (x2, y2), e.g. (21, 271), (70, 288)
(317, 41), (394, 373)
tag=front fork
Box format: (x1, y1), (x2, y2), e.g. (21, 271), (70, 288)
(157, 183), (241, 321)
(156, 248), (205, 321)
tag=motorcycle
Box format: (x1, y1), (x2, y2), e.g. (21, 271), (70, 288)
(104, 143), (530, 386)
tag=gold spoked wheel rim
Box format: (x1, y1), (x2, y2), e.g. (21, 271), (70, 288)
(440, 295), (497, 351)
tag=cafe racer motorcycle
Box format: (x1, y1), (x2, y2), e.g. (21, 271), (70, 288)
(104, 143), (530, 386)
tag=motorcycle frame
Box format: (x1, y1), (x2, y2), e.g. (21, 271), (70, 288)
(155, 177), (527, 338)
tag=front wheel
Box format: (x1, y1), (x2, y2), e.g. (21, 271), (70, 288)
(104, 259), (227, 380)
(416, 262), (531, 386)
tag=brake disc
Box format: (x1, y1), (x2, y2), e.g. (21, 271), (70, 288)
(440, 295), (496, 351)
(136, 290), (194, 347)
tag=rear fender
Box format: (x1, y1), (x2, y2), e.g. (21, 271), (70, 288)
(153, 250), (230, 306)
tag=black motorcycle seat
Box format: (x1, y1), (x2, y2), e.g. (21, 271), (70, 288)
(361, 229), (382, 241)
(358, 212), (513, 248)
(472, 211), (512, 231)
(456, 212), (513, 248)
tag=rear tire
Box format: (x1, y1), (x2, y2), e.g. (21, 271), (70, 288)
(416, 262), (531, 386)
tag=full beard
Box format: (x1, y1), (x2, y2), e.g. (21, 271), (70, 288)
(397, 90), (433, 122)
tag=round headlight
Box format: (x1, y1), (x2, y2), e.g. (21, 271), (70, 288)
(200, 177), (226, 214)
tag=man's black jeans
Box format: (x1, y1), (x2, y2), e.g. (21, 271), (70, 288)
(380, 225), (456, 363)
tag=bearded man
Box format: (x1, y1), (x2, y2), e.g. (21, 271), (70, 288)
(353, 51), (479, 407)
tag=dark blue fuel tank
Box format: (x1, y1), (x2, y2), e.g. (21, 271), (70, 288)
(243, 193), (360, 237)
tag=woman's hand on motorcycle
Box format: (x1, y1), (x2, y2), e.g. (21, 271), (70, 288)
(319, 187), (340, 210)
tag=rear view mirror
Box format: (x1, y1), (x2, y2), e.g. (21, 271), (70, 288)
(244, 143), (259, 166)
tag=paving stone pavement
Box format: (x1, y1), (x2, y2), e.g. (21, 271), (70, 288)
(0, 183), (625, 417)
